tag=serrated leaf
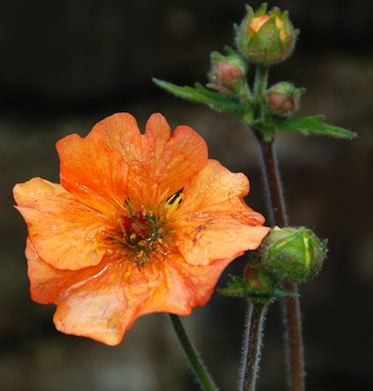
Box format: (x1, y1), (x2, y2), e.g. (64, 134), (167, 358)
(153, 78), (245, 117)
(275, 115), (356, 139)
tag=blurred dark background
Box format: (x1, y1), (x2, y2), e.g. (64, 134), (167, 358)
(0, 0), (372, 390)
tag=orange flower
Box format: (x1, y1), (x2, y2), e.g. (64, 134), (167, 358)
(14, 113), (269, 346)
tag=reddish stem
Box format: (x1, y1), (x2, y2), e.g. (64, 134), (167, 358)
(256, 134), (305, 391)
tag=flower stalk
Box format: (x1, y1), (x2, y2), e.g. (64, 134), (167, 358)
(251, 62), (305, 391)
(256, 137), (287, 226)
(240, 301), (267, 391)
(169, 314), (218, 391)
(253, 65), (269, 123)
(254, 65), (269, 101)
(255, 133), (305, 391)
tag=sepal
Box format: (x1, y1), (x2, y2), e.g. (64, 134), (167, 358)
(219, 274), (295, 305)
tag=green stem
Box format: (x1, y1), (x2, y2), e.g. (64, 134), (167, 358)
(254, 65), (269, 97)
(240, 302), (268, 391)
(169, 314), (218, 391)
(253, 65), (269, 122)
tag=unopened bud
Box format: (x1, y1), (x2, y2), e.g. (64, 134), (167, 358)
(236, 4), (298, 65)
(260, 226), (327, 283)
(244, 260), (277, 293)
(207, 50), (247, 95)
(266, 82), (304, 116)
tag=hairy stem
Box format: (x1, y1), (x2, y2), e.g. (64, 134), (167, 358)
(256, 136), (305, 391)
(169, 314), (218, 391)
(240, 302), (267, 391)
(253, 65), (269, 122)
(253, 65), (269, 98)
(256, 139), (287, 226)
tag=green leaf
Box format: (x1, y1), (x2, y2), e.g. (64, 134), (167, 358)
(275, 115), (357, 139)
(153, 78), (245, 117)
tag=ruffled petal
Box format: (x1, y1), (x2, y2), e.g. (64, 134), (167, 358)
(53, 263), (160, 346)
(26, 238), (160, 346)
(56, 130), (128, 215)
(14, 178), (110, 270)
(142, 113), (208, 196)
(138, 252), (235, 316)
(90, 113), (208, 206)
(26, 237), (237, 345)
(26, 238), (103, 304)
(175, 160), (270, 265)
(90, 112), (143, 166)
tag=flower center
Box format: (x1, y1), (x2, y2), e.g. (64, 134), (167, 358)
(98, 193), (183, 267)
(121, 212), (160, 248)
(117, 209), (167, 266)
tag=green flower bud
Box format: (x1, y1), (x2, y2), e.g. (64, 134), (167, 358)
(260, 227), (327, 283)
(266, 82), (305, 116)
(207, 50), (247, 95)
(235, 4), (298, 65)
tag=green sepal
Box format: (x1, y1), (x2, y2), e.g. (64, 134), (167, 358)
(244, 3), (267, 17)
(218, 275), (296, 304)
(275, 115), (357, 139)
(256, 3), (268, 16)
(250, 15), (283, 59)
(153, 78), (245, 117)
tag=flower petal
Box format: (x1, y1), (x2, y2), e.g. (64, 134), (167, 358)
(138, 252), (235, 316)
(90, 112), (143, 166)
(26, 238), (101, 304)
(56, 131), (129, 215)
(175, 160), (269, 265)
(142, 113), (208, 196)
(53, 263), (159, 346)
(14, 178), (109, 270)
(89, 112), (147, 206)
(90, 113), (208, 205)
(26, 238), (160, 346)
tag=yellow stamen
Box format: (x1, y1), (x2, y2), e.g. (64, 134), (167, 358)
(166, 193), (184, 219)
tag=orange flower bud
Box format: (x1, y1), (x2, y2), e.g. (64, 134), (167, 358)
(207, 50), (247, 95)
(266, 82), (305, 116)
(236, 4), (298, 65)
